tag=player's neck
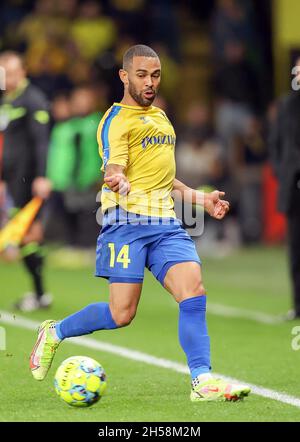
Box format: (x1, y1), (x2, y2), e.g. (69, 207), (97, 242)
(120, 94), (150, 109)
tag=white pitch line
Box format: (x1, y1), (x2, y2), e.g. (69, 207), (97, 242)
(1, 310), (300, 409)
(168, 298), (283, 325)
(207, 303), (283, 325)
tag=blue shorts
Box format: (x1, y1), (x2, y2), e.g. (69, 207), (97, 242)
(95, 208), (201, 286)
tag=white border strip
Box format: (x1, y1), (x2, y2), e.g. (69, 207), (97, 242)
(1, 310), (300, 409)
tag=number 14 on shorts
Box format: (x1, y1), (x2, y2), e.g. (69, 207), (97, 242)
(108, 243), (131, 268)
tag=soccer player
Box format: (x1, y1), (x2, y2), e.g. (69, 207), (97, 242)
(30, 45), (250, 402)
(0, 52), (52, 311)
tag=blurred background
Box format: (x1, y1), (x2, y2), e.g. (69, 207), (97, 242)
(0, 0), (295, 254)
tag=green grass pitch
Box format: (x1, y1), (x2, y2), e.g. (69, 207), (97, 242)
(1, 246), (300, 422)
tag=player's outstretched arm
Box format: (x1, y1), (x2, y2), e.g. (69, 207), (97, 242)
(104, 164), (131, 196)
(173, 178), (230, 220)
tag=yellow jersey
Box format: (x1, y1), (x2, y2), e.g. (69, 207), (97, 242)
(97, 102), (176, 218)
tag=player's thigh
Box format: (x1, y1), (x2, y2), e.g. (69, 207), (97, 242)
(109, 282), (143, 326)
(147, 224), (203, 302)
(164, 261), (205, 303)
(96, 224), (147, 281)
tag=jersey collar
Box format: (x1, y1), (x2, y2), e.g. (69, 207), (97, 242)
(113, 102), (153, 111)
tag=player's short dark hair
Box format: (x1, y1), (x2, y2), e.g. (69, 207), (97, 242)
(123, 45), (159, 70)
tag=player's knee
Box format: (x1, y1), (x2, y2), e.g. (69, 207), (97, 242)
(113, 309), (136, 327)
(196, 279), (206, 296)
(188, 280), (205, 297)
(177, 278), (206, 301)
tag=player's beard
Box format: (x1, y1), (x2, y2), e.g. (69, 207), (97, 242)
(128, 81), (156, 107)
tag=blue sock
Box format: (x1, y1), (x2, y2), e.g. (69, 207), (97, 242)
(178, 295), (211, 380)
(56, 303), (118, 340)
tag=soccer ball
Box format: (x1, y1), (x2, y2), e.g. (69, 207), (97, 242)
(54, 356), (107, 407)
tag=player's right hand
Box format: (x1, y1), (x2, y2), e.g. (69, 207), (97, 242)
(104, 173), (131, 195)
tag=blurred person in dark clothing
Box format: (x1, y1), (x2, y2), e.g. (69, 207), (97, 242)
(44, 92), (73, 243)
(211, 0), (254, 61)
(107, 0), (147, 41)
(214, 40), (261, 144)
(47, 86), (103, 247)
(30, 66), (73, 101)
(269, 62), (300, 319)
(176, 103), (224, 190)
(0, 51), (52, 312)
(232, 116), (266, 244)
(176, 102), (226, 252)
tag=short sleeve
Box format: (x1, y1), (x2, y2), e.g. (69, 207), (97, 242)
(97, 109), (129, 171)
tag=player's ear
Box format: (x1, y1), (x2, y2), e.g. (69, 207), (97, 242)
(119, 69), (128, 86)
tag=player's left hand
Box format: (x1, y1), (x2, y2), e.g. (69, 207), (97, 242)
(32, 177), (52, 200)
(204, 190), (230, 220)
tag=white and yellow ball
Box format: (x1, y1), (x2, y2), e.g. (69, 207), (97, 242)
(54, 356), (107, 407)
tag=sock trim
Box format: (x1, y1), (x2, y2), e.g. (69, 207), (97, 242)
(179, 295), (207, 310)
